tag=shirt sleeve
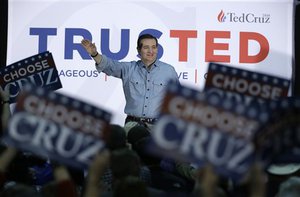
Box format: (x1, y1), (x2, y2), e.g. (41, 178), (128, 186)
(173, 67), (180, 84)
(168, 65), (180, 85)
(95, 55), (107, 73)
(95, 55), (130, 79)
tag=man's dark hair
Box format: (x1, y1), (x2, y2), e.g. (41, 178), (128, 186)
(136, 34), (158, 51)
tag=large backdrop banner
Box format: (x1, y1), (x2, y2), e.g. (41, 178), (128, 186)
(7, 0), (294, 125)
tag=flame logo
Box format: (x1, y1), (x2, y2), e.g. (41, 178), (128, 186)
(218, 10), (226, 22)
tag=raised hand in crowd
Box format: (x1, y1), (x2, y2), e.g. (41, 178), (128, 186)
(84, 150), (110, 197)
(235, 162), (266, 197)
(248, 163), (266, 197)
(192, 164), (221, 197)
(0, 146), (18, 188)
(43, 164), (78, 197)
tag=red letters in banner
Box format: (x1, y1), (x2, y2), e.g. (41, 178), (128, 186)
(170, 30), (269, 63)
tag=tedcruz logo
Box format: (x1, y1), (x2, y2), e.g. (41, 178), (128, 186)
(218, 10), (271, 24)
(218, 10), (226, 22)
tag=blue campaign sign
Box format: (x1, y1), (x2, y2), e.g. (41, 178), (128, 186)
(204, 62), (290, 103)
(3, 85), (112, 169)
(202, 63), (300, 173)
(0, 51), (62, 103)
(204, 62), (300, 159)
(147, 82), (271, 182)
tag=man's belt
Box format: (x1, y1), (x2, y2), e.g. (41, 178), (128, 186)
(126, 115), (158, 124)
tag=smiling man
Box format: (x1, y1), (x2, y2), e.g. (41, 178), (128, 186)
(81, 34), (179, 133)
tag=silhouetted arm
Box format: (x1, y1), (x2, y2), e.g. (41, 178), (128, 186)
(84, 150), (110, 197)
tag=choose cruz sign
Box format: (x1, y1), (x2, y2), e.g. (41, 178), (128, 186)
(204, 62), (291, 105)
(205, 63), (290, 99)
(0, 51), (62, 103)
(4, 86), (112, 169)
(148, 63), (292, 181)
(148, 82), (271, 181)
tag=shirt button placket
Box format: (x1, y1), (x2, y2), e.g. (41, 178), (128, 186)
(144, 71), (151, 117)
